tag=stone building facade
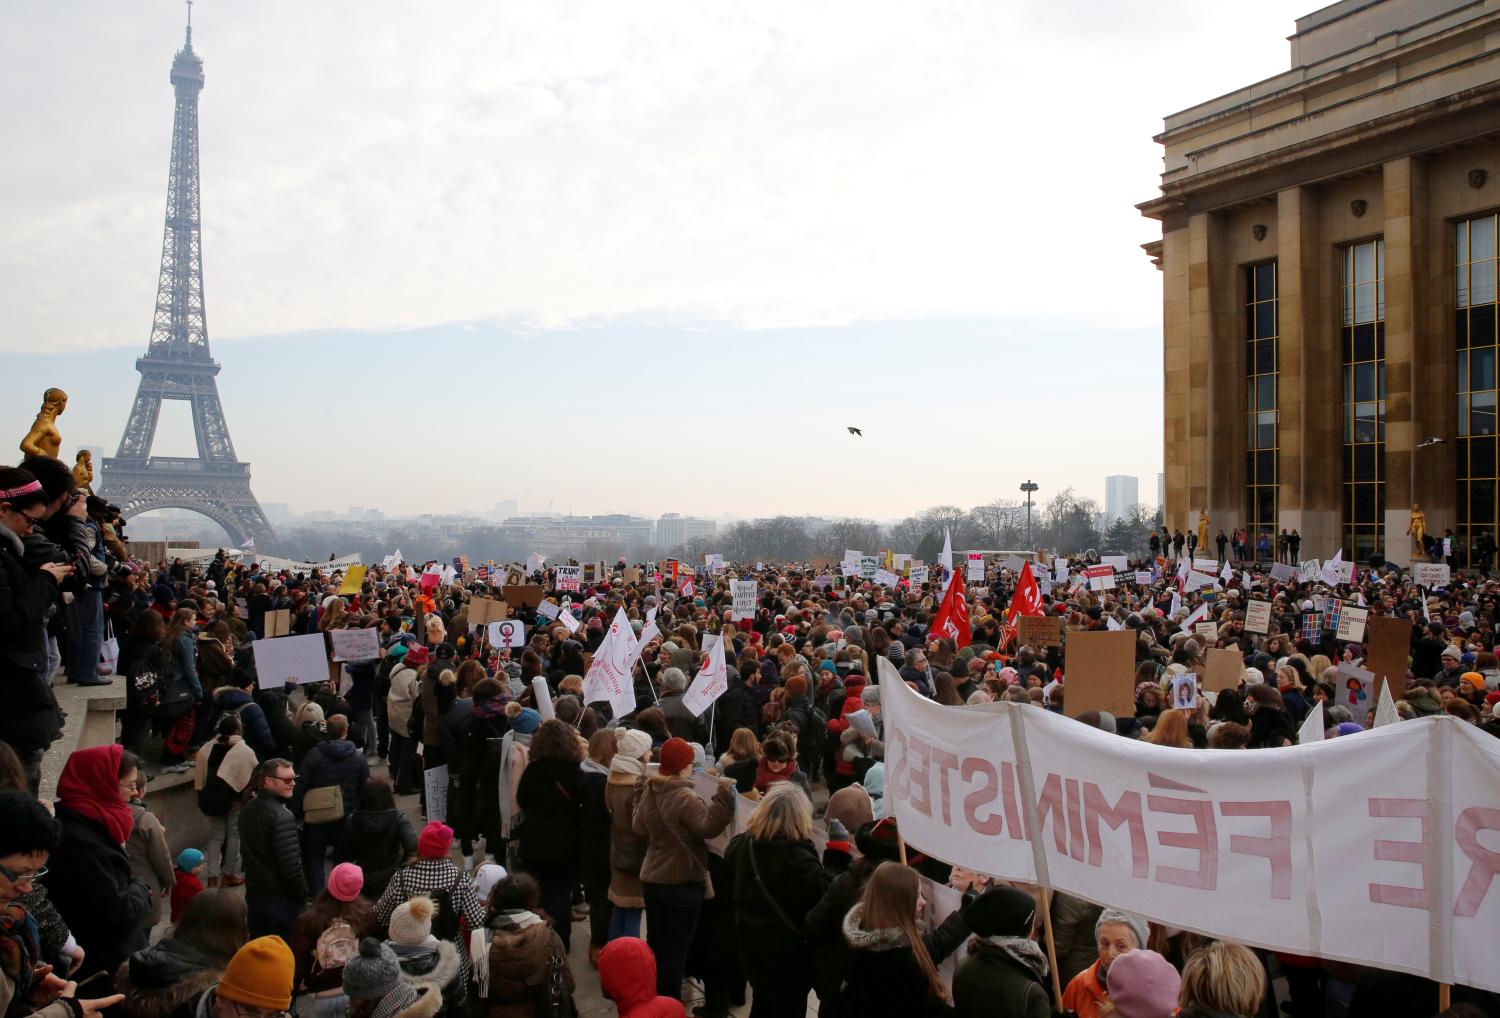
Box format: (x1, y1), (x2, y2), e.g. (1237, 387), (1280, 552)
(1140, 0), (1500, 565)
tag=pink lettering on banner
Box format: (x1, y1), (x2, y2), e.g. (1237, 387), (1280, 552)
(1147, 793), (1219, 890)
(907, 736), (932, 818)
(1064, 779), (1085, 862)
(1453, 806), (1500, 918)
(1083, 784), (1149, 878)
(961, 758), (1004, 837)
(1030, 773), (1068, 855)
(887, 728), (908, 801)
(1000, 761), (1023, 841)
(930, 748), (959, 826)
(1367, 798), (1430, 910)
(1221, 800), (1293, 900)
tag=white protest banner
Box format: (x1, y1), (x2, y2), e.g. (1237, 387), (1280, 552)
(967, 552), (986, 581)
(531, 677), (555, 722)
(874, 568), (901, 588)
(382, 550), (403, 570)
(1085, 565), (1115, 591)
(860, 555), (879, 580)
(1413, 563), (1452, 588)
(582, 608), (638, 716)
(329, 627), (380, 662)
(731, 580), (757, 621)
(253, 553), (363, 575)
(1135, 571), (1154, 586)
(878, 669), (1500, 993)
(423, 764), (449, 823)
(536, 600), (560, 621)
(1187, 570), (1220, 591)
(1269, 562), (1297, 582)
(1244, 600), (1272, 635)
(251, 633), (329, 686)
(1336, 605), (1369, 643)
(683, 632), (729, 717)
(841, 561), (860, 578)
(555, 565), (582, 591)
(557, 609), (580, 634)
(488, 619), (525, 648)
(1101, 555), (1129, 572)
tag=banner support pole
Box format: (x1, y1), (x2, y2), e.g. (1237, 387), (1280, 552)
(1037, 886), (1064, 1008)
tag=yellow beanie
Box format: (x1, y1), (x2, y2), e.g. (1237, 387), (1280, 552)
(218, 935), (294, 1010)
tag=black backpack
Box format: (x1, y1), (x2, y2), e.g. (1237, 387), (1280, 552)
(197, 740), (238, 816)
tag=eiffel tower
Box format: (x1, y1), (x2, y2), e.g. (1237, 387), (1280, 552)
(101, 8), (276, 552)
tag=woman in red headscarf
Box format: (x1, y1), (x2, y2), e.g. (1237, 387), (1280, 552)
(41, 745), (153, 979)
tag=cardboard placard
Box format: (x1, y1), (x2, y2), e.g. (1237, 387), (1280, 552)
(469, 597), (509, 626)
(503, 584), (546, 608)
(1243, 599), (1272, 635)
(1017, 615), (1061, 648)
(329, 627), (381, 662)
(1062, 630), (1137, 719)
(1336, 604), (1369, 643)
(251, 632), (327, 686)
(623, 566), (642, 583)
(264, 609), (292, 639)
(1363, 615), (1410, 702)
(1194, 621), (1218, 640)
(1412, 562), (1451, 588)
(1204, 648), (1244, 692)
(337, 565), (368, 596)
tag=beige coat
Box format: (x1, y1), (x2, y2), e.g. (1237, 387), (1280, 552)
(605, 772), (645, 908)
(387, 663), (420, 737)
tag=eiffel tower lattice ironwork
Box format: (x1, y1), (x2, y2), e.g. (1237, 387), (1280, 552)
(101, 12), (276, 552)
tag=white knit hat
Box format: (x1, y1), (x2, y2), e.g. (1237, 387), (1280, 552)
(388, 895), (435, 945)
(616, 728), (652, 762)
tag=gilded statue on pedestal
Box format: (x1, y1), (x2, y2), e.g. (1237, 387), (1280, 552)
(1197, 508), (1210, 553)
(19, 387), (67, 459)
(1407, 503), (1427, 552)
(72, 450), (94, 493)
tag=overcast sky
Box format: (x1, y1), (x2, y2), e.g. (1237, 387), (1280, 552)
(1, 0), (1310, 520)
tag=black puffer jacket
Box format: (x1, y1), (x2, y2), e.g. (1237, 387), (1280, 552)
(338, 808), (417, 900)
(0, 522), (65, 753)
(723, 834), (840, 988)
(119, 938), (222, 1018)
(239, 788), (308, 902)
(515, 756), (582, 878)
(293, 738), (370, 818)
(44, 806), (153, 980)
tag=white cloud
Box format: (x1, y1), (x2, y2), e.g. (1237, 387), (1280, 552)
(0, 0), (1307, 353)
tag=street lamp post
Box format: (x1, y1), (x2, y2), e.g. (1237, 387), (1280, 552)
(1020, 480), (1039, 550)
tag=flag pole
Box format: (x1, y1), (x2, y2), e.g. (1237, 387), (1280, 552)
(1038, 887), (1064, 1007)
(1440, 984), (1451, 1010)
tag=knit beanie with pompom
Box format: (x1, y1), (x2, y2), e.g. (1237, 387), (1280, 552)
(388, 895), (436, 945)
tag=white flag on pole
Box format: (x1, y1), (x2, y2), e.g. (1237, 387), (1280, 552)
(1297, 700), (1325, 743)
(1179, 602), (1209, 634)
(682, 633), (729, 717)
(582, 608), (639, 717)
(638, 606), (661, 649)
(1372, 679), (1400, 728)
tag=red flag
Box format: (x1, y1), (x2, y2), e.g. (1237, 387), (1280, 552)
(931, 572), (972, 648)
(1005, 561), (1045, 626)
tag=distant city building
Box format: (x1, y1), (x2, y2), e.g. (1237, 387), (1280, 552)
(504, 514), (655, 557)
(656, 513), (717, 549)
(348, 506), (364, 518)
(262, 503), (292, 525)
(1104, 475), (1140, 524)
(493, 499), (518, 519)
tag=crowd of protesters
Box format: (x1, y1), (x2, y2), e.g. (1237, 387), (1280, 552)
(4, 451), (1500, 1017)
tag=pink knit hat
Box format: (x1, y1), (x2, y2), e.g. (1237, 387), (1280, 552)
(1105, 949), (1181, 1018)
(417, 820), (454, 859)
(326, 862), (364, 903)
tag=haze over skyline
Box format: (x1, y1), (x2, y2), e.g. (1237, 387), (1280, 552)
(3, 0), (1309, 521)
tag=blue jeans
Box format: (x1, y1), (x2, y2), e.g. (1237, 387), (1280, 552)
(65, 588), (102, 682)
(607, 906), (641, 941)
(643, 882), (704, 1000)
(302, 817), (345, 895)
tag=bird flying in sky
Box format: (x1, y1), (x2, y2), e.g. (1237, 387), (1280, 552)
(847, 426), (862, 437)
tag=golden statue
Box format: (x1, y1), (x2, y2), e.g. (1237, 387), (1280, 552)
(19, 387), (67, 460)
(1407, 503), (1427, 551)
(72, 450), (94, 492)
(1197, 508), (1210, 552)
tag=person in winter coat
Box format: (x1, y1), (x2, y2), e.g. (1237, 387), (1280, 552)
(123, 777), (175, 932)
(375, 823), (485, 992)
(209, 670), (276, 761)
(1060, 908), (1149, 1018)
(496, 704), (541, 862)
(722, 783), (847, 1017)
(289, 701), (330, 771)
(751, 729), (810, 796)
(579, 729), (616, 966)
(196, 622), (236, 695)
(0, 467), (70, 791)
(386, 647), (424, 794)
(158, 608), (204, 767)
(43, 745), (154, 979)
(119, 610), (167, 758)
(839, 862), (966, 1018)
(117, 889), (248, 1018)
(287, 864), (377, 1018)
(337, 778), (417, 902)
(194, 714), (258, 888)
(632, 737), (734, 1001)
(239, 757), (310, 941)
(1245, 685), (1297, 749)
(598, 937), (685, 1018)
(656, 669), (707, 743)
(471, 873), (573, 1018)
(460, 677), (511, 865)
(711, 663), (761, 751)
(292, 714), (370, 895)
(952, 885), (1051, 1018)
(343, 938), (442, 1018)
(514, 719), (584, 952)
(606, 729), (652, 942)
(385, 896), (464, 1018)
(255, 680), (297, 760)
(1048, 890), (1103, 988)
(1177, 941), (1265, 1018)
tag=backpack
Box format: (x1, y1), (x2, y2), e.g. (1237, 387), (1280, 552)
(197, 741), (238, 817)
(428, 887), (460, 942)
(312, 918), (359, 975)
(761, 687), (787, 726)
(128, 663), (162, 710)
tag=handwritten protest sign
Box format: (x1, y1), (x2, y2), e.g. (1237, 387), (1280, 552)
(1269, 562), (1297, 582)
(329, 627), (380, 662)
(1085, 565), (1115, 591)
(1413, 563), (1451, 588)
(1017, 615), (1061, 648)
(1195, 621), (1218, 640)
(967, 553), (985, 581)
(908, 565), (930, 587)
(1336, 604), (1369, 642)
(879, 669), (1500, 993)
(874, 568), (901, 588)
(860, 555), (879, 579)
(555, 566), (582, 592)
(1244, 599), (1272, 635)
(536, 600), (560, 621)
(252, 633), (328, 686)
